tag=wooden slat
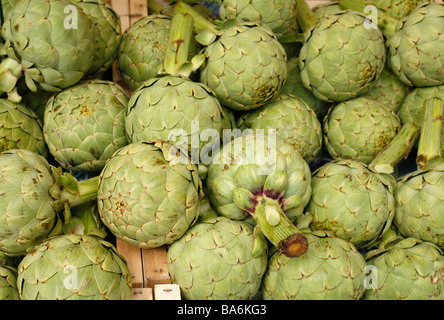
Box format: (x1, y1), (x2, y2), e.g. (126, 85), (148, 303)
(142, 246), (172, 289)
(131, 288), (154, 300)
(116, 239), (144, 288)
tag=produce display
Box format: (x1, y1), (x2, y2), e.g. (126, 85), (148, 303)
(0, 0), (443, 301)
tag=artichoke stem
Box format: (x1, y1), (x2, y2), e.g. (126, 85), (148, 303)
(339, 0), (399, 38)
(417, 97), (443, 169)
(295, 0), (317, 32)
(164, 13), (194, 76)
(253, 196), (308, 258)
(369, 123), (419, 174)
(60, 176), (99, 209)
(174, 1), (219, 36)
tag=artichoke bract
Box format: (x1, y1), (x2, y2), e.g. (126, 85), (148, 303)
(167, 217), (268, 300)
(219, 0), (299, 40)
(0, 98), (47, 157)
(312, 0), (343, 19)
(387, 3), (444, 87)
(364, 230), (444, 300)
(398, 85), (444, 154)
(323, 97), (401, 165)
(281, 57), (331, 120)
(97, 141), (203, 249)
(0, 266), (19, 300)
(237, 94), (323, 164)
(0, 0), (95, 99)
(117, 14), (199, 91)
(43, 79), (129, 174)
(262, 231), (367, 300)
(0, 149), (99, 256)
(17, 234), (132, 300)
(297, 1), (386, 102)
(206, 132), (311, 257)
(71, 0), (122, 76)
(306, 160), (396, 249)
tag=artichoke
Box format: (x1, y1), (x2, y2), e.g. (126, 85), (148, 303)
(398, 85), (444, 154)
(0, 98), (48, 156)
(237, 94), (323, 164)
(0, 0), (96, 98)
(394, 97), (444, 247)
(198, 22), (287, 111)
(297, 1), (386, 103)
(0, 266), (19, 300)
(17, 234), (132, 300)
(205, 132), (311, 256)
(117, 14), (199, 91)
(219, 0), (299, 40)
(387, 3), (444, 87)
(0, 149), (99, 256)
(306, 160), (396, 249)
(323, 96), (401, 165)
(364, 229), (444, 300)
(71, 0), (122, 76)
(281, 57), (331, 120)
(43, 79), (129, 174)
(97, 141), (203, 249)
(125, 75), (226, 160)
(167, 217), (268, 300)
(262, 231), (367, 300)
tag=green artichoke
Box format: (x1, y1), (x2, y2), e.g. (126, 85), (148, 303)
(323, 97), (401, 165)
(298, 9), (386, 102)
(388, 3), (444, 87)
(0, 98), (48, 156)
(371, 0), (434, 19)
(125, 75), (226, 160)
(360, 68), (408, 113)
(237, 94), (323, 164)
(43, 79), (129, 174)
(71, 0), (122, 76)
(398, 85), (444, 154)
(364, 229), (444, 300)
(0, 149), (99, 256)
(97, 141), (203, 249)
(219, 0), (299, 40)
(262, 231), (367, 300)
(117, 14), (199, 91)
(306, 160), (396, 249)
(198, 22), (287, 111)
(0, 0), (95, 97)
(167, 217), (268, 300)
(0, 266), (19, 300)
(205, 132), (311, 256)
(17, 234), (132, 300)
(281, 57), (331, 120)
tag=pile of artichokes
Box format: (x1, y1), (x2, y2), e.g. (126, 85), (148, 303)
(0, 0), (443, 301)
